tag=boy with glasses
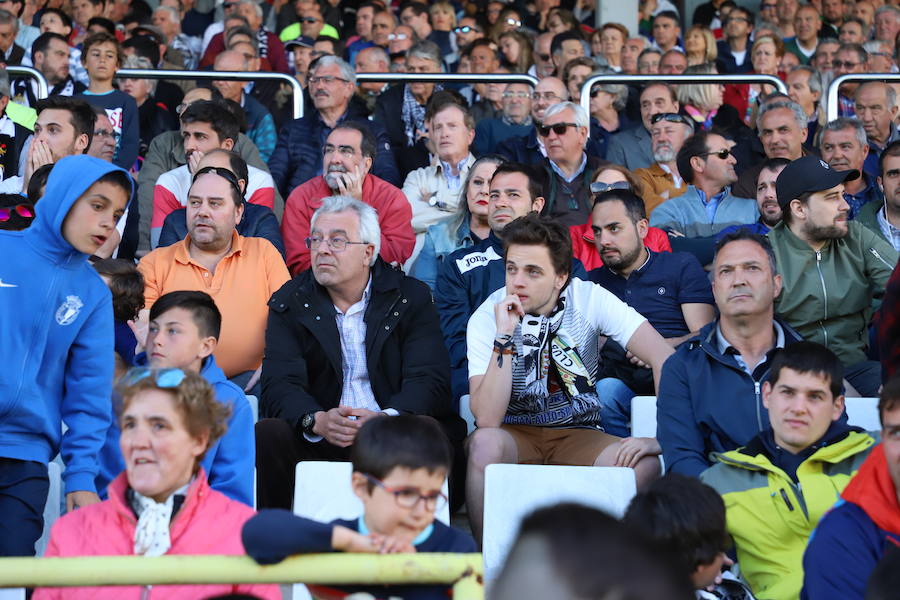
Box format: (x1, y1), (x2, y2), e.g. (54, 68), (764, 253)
(244, 415), (475, 598)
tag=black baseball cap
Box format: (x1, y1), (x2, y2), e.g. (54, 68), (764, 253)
(285, 36), (315, 50)
(775, 155), (860, 209)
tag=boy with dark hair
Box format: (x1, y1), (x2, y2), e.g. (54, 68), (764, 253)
(76, 31), (140, 170)
(0, 154), (133, 557)
(624, 474), (752, 597)
(701, 341), (875, 600)
(96, 290), (256, 506)
(243, 415), (476, 599)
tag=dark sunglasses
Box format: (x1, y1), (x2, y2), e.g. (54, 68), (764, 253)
(192, 166), (245, 201)
(537, 53), (550, 61)
(651, 112), (695, 131)
(590, 181), (632, 194)
(299, 16), (320, 23)
(537, 122), (578, 137)
(0, 203), (34, 222)
(699, 148), (732, 160)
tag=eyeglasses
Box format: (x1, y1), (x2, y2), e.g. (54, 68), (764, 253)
(223, 1), (237, 8)
(453, 25), (480, 34)
(537, 122), (578, 137)
(532, 91), (560, 101)
(725, 16), (750, 24)
(192, 166), (245, 200)
(537, 52), (551, 61)
(363, 474), (448, 511)
(832, 60), (860, 69)
(121, 367), (187, 388)
(503, 91), (531, 98)
(308, 75), (350, 85)
(0, 203), (34, 222)
(299, 16), (321, 23)
(387, 32), (409, 41)
(651, 112), (694, 131)
(698, 148), (732, 160)
(94, 128), (121, 142)
(590, 181), (632, 194)
(305, 235), (370, 252)
(505, 18), (522, 27)
(760, 3), (776, 8)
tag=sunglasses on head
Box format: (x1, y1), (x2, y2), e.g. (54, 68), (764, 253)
(0, 203), (34, 222)
(651, 112), (695, 131)
(121, 367), (187, 389)
(192, 166), (245, 201)
(537, 122), (578, 137)
(590, 181), (632, 194)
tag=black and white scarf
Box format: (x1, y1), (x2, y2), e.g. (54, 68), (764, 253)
(401, 83), (441, 147)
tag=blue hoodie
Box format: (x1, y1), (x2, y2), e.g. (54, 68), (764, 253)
(96, 353), (256, 506)
(0, 155), (134, 495)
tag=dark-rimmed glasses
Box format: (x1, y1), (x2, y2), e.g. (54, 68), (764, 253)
(537, 122), (578, 137)
(363, 474), (448, 511)
(308, 75), (350, 85)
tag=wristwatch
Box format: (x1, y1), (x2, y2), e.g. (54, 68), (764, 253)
(301, 412), (317, 435)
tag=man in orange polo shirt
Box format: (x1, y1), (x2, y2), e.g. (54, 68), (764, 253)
(138, 166), (290, 393)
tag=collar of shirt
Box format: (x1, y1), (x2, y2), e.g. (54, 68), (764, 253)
(334, 275), (372, 317)
(549, 153), (587, 183)
(870, 125), (900, 154)
(659, 162), (683, 188)
(715, 320), (786, 375)
(877, 204), (900, 250)
(176, 230), (243, 265)
(357, 515), (434, 545)
(606, 247), (652, 279)
(437, 155), (471, 192)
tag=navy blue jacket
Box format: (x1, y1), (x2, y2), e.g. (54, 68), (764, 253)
(658, 318), (812, 477)
(158, 203), (286, 259)
(435, 232), (586, 400)
(244, 510), (476, 600)
(268, 105), (400, 197)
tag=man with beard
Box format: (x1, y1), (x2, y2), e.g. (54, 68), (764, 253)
(768, 155), (898, 396)
(820, 118), (883, 218)
(13, 33), (85, 108)
(281, 122), (414, 275)
(587, 189), (715, 438)
(635, 112), (694, 216)
(717, 158), (789, 238)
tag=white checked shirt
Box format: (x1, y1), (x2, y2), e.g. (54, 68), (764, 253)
(334, 278), (380, 412)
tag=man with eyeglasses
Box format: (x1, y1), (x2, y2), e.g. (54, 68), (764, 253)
(256, 195), (466, 510)
(636, 112), (694, 215)
(650, 131), (757, 239)
(497, 77), (580, 165)
(717, 6), (754, 74)
(833, 43), (868, 117)
(269, 55), (399, 197)
(138, 162), (290, 392)
(282, 122), (413, 274)
(473, 83), (534, 155)
(87, 105), (117, 163)
(607, 83), (680, 171)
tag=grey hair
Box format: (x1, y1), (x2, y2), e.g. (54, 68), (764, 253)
(121, 55), (157, 95)
(542, 101), (589, 128)
(875, 5), (900, 20)
(0, 9), (17, 28)
(821, 117), (868, 148)
(154, 5), (180, 23)
(406, 40), (444, 71)
(855, 80), (898, 112)
(788, 65), (822, 95)
(358, 45), (389, 66)
(236, 0), (263, 18)
(310, 196), (381, 265)
(312, 54), (356, 86)
(757, 99), (808, 134)
(590, 67), (628, 111)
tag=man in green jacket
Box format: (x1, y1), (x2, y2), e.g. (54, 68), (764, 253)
(769, 155), (898, 396)
(701, 341), (876, 600)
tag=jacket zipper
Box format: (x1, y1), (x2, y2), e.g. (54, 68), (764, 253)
(869, 247), (894, 269)
(754, 381), (762, 431)
(815, 250), (828, 347)
(701, 341), (769, 435)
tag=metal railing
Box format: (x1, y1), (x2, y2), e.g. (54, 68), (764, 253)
(355, 72), (539, 87)
(579, 73), (788, 115)
(114, 69), (305, 119)
(0, 553), (484, 598)
(826, 73), (900, 121)
(7, 66), (49, 99)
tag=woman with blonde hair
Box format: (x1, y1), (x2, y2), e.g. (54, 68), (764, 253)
(677, 62), (725, 131)
(35, 369), (279, 600)
(429, 1), (456, 31)
(684, 25), (717, 65)
(723, 35), (787, 126)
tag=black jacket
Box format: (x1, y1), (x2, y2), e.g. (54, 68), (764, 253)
(373, 84), (431, 180)
(260, 259), (465, 441)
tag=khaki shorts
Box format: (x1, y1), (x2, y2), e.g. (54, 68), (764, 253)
(501, 424), (620, 466)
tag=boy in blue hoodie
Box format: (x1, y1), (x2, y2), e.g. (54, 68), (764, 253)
(0, 154), (133, 556)
(96, 290), (255, 505)
(243, 415), (476, 600)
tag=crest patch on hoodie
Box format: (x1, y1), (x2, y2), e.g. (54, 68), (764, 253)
(56, 295), (84, 326)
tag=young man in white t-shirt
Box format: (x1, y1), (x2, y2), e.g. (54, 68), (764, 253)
(464, 213), (675, 542)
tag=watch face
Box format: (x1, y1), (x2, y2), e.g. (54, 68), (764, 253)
(303, 413), (314, 430)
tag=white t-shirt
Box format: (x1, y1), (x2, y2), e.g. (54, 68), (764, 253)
(466, 278), (647, 427)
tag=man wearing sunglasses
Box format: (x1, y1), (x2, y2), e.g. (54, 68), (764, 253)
(257, 196), (465, 510)
(650, 131), (757, 240)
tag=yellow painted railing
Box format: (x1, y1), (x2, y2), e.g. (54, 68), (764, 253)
(0, 553), (484, 598)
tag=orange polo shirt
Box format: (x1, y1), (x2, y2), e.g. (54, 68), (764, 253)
(139, 232), (290, 377)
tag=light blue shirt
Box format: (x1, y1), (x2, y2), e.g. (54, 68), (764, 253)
(549, 153), (587, 184)
(876, 205), (900, 251)
(696, 186), (728, 224)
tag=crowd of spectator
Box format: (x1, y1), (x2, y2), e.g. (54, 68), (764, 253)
(3, 0), (900, 597)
